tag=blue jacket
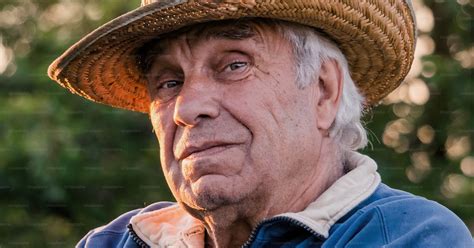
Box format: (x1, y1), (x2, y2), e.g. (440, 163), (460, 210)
(77, 153), (472, 247)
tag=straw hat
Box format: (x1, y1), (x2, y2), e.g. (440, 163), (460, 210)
(48, 0), (416, 113)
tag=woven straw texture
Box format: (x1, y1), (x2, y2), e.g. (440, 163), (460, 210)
(48, 0), (416, 113)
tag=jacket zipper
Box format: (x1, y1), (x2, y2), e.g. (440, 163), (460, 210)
(242, 216), (326, 247)
(127, 223), (150, 248)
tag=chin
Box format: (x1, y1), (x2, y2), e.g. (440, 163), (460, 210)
(182, 175), (250, 211)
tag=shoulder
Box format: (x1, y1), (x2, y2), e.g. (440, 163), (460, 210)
(370, 186), (471, 246)
(328, 184), (472, 247)
(76, 202), (175, 248)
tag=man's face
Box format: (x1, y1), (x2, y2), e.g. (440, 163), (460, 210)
(147, 24), (323, 212)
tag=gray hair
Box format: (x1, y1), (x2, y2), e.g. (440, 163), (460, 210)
(280, 22), (368, 151)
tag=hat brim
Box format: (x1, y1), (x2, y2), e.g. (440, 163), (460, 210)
(48, 0), (416, 113)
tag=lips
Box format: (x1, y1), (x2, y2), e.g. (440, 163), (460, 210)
(177, 141), (239, 161)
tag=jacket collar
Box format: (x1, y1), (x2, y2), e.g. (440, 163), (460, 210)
(130, 151), (381, 247)
(130, 204), (205, 247)
(277, 151), (381, 238)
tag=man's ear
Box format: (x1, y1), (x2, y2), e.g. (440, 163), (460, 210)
(315, 59), (343, 131)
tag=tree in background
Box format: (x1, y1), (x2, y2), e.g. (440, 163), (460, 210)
(0, 0), (472, 246)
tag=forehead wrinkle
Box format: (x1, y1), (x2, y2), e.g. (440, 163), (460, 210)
(178, 33), (197, 63)
(175, 21), (265, 48)
(154, 34), (262, 63)
(150, 35), (198, 71)
(145, 21), (280, 74)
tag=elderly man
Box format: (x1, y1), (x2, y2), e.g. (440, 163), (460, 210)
(48, 0), (471, 247)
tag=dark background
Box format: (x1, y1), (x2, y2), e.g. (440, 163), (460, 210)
(0, 0), (472, 246)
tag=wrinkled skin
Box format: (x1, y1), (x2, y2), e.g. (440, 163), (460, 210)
(147, 23), (343, 247)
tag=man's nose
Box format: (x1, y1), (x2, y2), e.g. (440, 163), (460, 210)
(173, 75), (220, 127)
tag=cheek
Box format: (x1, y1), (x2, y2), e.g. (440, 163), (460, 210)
(150, 102), (176, 144)
(150, 104), (182, 178)
(221, 71), (309, 179)
(221, 84), (283, 174)
(150, 109), (188, 201)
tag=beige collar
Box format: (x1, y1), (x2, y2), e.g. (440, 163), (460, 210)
(277, 151), (381, 238)
(130, 151), (380, 247)
(130, 204), (205, 247)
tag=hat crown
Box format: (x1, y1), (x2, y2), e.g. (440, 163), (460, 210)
(141, 0), (164, 6)
(141, 0), (158, 6)
(141, 0), (414, 20)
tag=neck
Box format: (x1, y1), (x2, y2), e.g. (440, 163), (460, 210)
(204, 217), (254, 247)
(193, 202), (269, 248)
(182, 188), (272, 247)
(267, 138), (343, 216)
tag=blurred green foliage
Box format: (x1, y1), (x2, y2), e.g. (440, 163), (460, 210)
(0, 0), (472, 246)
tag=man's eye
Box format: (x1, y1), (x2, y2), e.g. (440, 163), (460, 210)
(159, 80), (182, 89)
(227, 62), (248, 71)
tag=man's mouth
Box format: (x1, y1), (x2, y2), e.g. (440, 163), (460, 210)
(177, 142), (239, 161)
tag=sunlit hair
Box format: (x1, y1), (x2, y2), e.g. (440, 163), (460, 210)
(278, 22), (368, 151)
(137, 19), (368, 151)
